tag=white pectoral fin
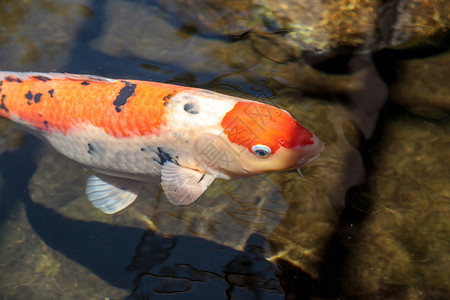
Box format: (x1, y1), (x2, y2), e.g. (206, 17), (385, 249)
(86, 174), (142, 214)
(161, 162), (215, 205)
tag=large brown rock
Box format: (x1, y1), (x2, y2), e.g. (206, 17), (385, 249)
(389, 51), (450, 119)
(344, 114), (450, 298)
(159, 0), (450, 52)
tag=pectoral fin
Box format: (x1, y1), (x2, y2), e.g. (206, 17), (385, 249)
(161, 162), (215, 205)
(86, 174), (142, 214)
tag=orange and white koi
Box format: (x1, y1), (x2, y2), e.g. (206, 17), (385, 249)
(0, 71), (323, 213)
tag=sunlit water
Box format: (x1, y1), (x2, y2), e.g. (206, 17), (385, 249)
(0, 0), (448, 299)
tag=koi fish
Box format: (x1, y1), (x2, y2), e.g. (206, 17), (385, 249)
(0, 71), (323, 213)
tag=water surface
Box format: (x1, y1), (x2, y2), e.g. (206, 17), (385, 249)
(0, 0), (448, 299)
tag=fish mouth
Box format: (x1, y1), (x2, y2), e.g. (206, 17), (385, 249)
(296, 135), (324, 173)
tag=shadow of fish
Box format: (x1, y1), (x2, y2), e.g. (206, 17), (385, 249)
(0, 136), (142, 289)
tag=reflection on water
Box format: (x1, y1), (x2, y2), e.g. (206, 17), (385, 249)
(0, 0), (448, 299)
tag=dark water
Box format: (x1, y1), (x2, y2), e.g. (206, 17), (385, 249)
(0, 0), (448, 299)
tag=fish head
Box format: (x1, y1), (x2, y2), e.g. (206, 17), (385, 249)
(194, 101), (323, 178)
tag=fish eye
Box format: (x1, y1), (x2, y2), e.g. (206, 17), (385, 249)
(251, 144), (271, 158)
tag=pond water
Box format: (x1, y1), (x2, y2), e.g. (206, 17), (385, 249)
(0, 0), (448, 299)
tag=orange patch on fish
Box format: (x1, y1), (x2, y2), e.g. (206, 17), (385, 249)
(0, 76), (191, 137)
(221, 101), (314, 153)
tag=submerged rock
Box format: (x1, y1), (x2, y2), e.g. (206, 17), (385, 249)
(159, 0), (450, 53)
(344, 114), (450, 298)
(388, 51), (450, 119)
(254, 0), (381, 51)
(0, 0), (93, 70)
(0, 119), (26, 153)
(385, 0), (449, 47)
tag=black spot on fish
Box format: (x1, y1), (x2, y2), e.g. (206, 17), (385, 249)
(48, 89), (54, 97)
(140, 148), (146, 152)
(0, 81), (3, 86)
(184, 102), (199, 114)
(197, 174), (205, 184)
(87, 143), (94, 155)
(25, 91), (33, 100)
(113, 81), (136, 113)
(153, 147), (175, 165)
(33, 75), (51, 82)
(34, 93), (43, 104)
(87, 142), (106, 156)
(162, 91), (177, 106)
(43, 120), (49, 128)
(0, 95), (8, 112)
(5, 76), (23, 83)
(81, 81), (90, 86)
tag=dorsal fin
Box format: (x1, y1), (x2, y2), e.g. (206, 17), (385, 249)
(61, 73), (117, 83)
(0, 71), (117, 83)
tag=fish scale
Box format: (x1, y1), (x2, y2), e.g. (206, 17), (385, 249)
(0, 71), (323, 213)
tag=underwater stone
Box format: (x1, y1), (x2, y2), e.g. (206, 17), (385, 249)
(343, 114), (450, 297)
(388, 51), (450, 119)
